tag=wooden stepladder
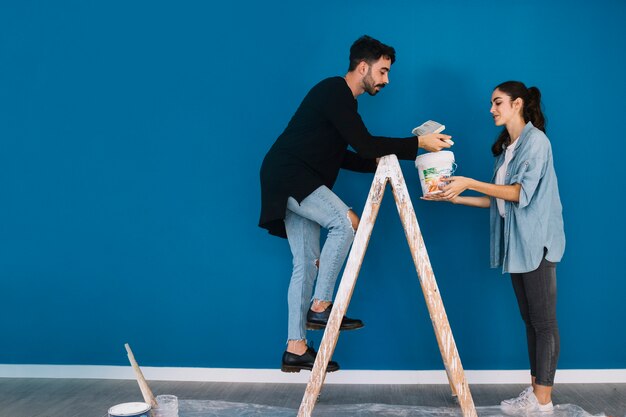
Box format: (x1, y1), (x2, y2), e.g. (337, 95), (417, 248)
(297, 154), (477, 417)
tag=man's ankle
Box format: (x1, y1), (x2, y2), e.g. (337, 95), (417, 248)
(311, 299), (331, 313)
(287, 340), (308, 355)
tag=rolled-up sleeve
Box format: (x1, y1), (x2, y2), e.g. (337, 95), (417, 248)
(511, 156), (547, 208)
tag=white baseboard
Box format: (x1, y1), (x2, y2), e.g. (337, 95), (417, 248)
(0, 365), (624, 384)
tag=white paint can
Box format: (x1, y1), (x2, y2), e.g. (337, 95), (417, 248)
(108, 402), (151, 417)
(415, 151), (456, 196)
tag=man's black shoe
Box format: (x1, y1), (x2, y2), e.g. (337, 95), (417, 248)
(306, 303), (364, 331)
(281, 346), (340, 373)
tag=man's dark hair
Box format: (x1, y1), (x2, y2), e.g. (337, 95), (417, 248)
(348, 35), (396, 71)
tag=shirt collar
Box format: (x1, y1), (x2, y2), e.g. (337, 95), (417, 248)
(505, 121), (534, 152)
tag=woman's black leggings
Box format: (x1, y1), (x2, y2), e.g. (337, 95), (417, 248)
(510, 253), (560, 386)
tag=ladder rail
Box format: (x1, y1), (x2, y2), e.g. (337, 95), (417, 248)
(297, 154), (477, 417)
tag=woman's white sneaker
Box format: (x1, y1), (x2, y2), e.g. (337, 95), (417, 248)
(501, 386), (533, 406)
(501, 390), (553, 413)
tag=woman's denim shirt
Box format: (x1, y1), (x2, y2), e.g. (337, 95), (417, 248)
(490, 122), (565, 273)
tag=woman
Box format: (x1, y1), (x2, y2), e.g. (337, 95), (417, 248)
(425, 81), (565, 412)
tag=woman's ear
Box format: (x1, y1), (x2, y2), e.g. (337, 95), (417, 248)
(514, 97), (524, 112)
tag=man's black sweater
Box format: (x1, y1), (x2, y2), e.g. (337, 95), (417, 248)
(259, 76), (419, 238)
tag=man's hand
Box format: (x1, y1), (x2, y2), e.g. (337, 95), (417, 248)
(418, 133), (453, 152)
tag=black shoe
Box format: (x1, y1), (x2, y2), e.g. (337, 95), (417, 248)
(306, 303), (364, 331)
(281, 346), (340, 373)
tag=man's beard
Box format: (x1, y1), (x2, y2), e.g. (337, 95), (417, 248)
(363, 68), (385, 96)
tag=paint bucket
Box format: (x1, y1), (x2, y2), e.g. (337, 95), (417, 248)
(108, 402), (151, 417)
(414, 151), (456, 196)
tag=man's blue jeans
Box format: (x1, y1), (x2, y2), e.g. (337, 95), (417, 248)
(284, 186), (355, 341)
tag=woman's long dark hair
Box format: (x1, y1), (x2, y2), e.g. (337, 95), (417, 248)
(491, 81), (546, 156)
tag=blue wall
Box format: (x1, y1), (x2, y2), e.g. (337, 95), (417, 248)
(1, 1), (625, 371)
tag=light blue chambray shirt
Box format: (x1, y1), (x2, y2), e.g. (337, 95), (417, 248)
(490, 122), (565, 274)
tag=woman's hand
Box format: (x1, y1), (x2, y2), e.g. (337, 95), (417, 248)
(440, 176), (473, 200)
(421, 192), (459, 204)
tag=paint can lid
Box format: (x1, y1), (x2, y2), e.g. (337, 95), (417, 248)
(108, 402), (151, 416)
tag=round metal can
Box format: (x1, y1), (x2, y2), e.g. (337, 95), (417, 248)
(108, 402), (151, 417)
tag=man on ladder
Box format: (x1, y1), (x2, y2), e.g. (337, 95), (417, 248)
(258, 35), (452, 372)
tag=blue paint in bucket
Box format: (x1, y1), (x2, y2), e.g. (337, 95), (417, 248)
(108, 402), (151, 417)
